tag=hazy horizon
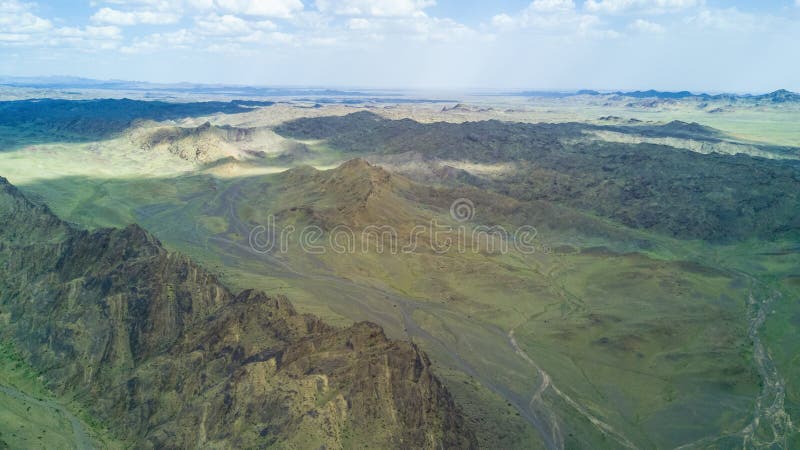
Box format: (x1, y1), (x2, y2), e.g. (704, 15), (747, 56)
(0, 74), (796, 96)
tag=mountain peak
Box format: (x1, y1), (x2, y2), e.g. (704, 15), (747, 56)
(0, 175), (69, 244)
(762, 89), (800, 103)
(337, 157), (373, 171)
(0, 175), (19, 194)
(259, 159), (419, 230)
(326, 158), (395, 194)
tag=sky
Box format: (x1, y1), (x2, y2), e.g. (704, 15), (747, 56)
(1, 0), (799, 92)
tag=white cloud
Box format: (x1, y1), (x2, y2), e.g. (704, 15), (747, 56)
(55, 25), (123, 40)
(91, 7), (180, 25)
(202, 29), (294, 52)
(122, 12), (295, 54)
(0, 1), (126, 49)
(100, 0), (173, 5)
(347, 17), (372, 29)
(184, 0), (215, 8)
(0, 0), (52, 34)
(528, 0), (575, 13)
(491, 0), (616, 38)
(291, 3), (476, 45)
(48, 25), (123, 50)
(196, 13), (251, 34)
(315, 0), (436, 17)
(684, 8), (772, 32)
(585, 0), (702, 14)
(407, 16), (474, 42)
(195, 14), (277, 36)
(92, 0), (304, 22)
(0, 33), (31, 42)
(630, 18), (664, 32)
(93, 0), (183, 12)
(89, 1), (294, 53)
(491, 13), (515, 28)
(235, 30), (292, 45)
(308, 36), (338, 45)
(0, 0), (26, 12)
(122, 28), (196, 53)
(214, 0), (303, 17)
(334, 13), (476, 44)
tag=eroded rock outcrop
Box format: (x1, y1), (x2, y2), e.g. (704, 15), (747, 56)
(0, 176), (476, 449)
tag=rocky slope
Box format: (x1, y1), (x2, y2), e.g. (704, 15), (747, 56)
(0, 176), (475, 449)
(276, 112), (800, 242)
(234, 158), (643, 250)
(130, 122), (269, 162)
(263, 158), (421, 229)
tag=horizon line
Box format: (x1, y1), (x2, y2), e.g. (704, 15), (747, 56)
(0, 75), (795, 98)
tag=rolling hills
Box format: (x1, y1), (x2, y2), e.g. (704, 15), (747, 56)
(276, 111), (800, 241)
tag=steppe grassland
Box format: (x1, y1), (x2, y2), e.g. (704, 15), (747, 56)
(1, 101), (798, 448)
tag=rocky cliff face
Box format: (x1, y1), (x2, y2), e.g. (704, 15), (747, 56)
(130, 122), (264, 162)
(0, 176), (475, 449)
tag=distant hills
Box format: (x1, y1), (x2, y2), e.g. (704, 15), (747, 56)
(517, 88), (800, 102)
(0, 98), (274, 146)
(2, 76), (797, 102)
(0, 76), (372, 97)
(0, 76), (457, 103)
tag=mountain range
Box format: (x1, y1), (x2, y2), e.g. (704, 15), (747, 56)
(3, 76), (798, 103)
(518, 88), (800, 103)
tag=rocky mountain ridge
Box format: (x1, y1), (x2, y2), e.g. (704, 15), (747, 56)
(0, 175), (475, 449)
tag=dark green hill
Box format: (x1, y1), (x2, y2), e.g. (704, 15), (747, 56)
(276, 113), (800, 241)
(0, 98), (274, 146)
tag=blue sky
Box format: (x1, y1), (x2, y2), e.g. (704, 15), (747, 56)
(1, 0), (799, 92)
